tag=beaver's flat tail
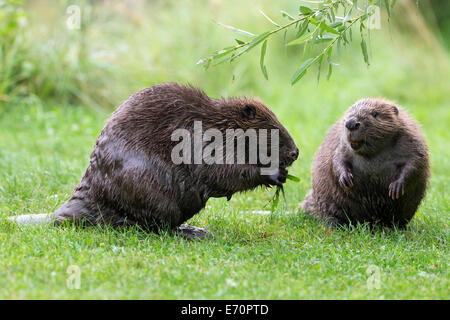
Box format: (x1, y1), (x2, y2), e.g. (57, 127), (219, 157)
(8, 213), (57, 226)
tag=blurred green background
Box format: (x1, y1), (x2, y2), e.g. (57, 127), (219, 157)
(1, 0), (448, 108)
(0, 0), (448, 299)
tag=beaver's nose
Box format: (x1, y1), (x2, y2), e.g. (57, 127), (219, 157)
(289, 148), (299, 161)
(345, 118), (360, 131)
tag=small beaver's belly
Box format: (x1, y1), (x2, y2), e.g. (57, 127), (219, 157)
(351, 154), (399, 180)
(346, 177), (403, 225)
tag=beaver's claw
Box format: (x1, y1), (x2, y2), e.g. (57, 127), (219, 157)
(389, 179), (405, 200)
(339, 171), (354, 189)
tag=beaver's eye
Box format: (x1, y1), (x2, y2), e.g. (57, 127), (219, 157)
(372, 111), (379, 118)
(242, 105), (256, 120)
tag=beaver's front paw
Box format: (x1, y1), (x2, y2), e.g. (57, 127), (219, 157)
(389, 179), (405, 200)
(339, 171), (353, 189)
(262, 167), (287, 187)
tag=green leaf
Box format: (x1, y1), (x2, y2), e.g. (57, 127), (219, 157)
(212, 47), (235, 60)
(317, 54), (323, 83)
(327, 47), (339, 66)
(343, 7), (353, 23)
(337, 37), (342, 57)
(308, 17), (319, 26)
(280, 10), (295, 20)
(235, 39), (245, 45)
(328, 60), (339, 66)
(295, 19), (309, 38)
(291, 58), (314, 85)
(288, 23), (319, 46)
(329, 21), (342, 28)
(361, 37), (369, 65)
(319, 21), (339, 35)
(286, 174), (300, 182)
(287, 32), (313, 46)
(327, 63), (333, 80)
(271, 187), (280, 213)
(213, 20), (254, 37)
(260, 9), (279, 27)
(229, 32), (270, 63)
(246, 31), (271, 51)
(342, 30), (349, 44)
(196, 57), (210, 66)
(299, 6), (314, 15)
(312, 35), (335, 44)
(384, 0), (391, 18)
(391, 0), (397, 10)
(260, 40), (268, 80)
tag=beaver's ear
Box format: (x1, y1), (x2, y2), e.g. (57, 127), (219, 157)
(392, 105), (399, 115)
(242, 105), (256, 120)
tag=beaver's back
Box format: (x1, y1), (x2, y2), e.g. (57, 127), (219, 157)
(50, 83), (299, 229)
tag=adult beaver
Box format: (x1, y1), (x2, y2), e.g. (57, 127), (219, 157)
(10, 83), (299, 237)
(300, 98), (429, 228)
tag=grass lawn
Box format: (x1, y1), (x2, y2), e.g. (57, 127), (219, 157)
(0, 1), (448, 299)
(1, 78), (448, 299)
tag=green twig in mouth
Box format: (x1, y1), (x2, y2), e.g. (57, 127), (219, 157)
(269, 174), (301, 214)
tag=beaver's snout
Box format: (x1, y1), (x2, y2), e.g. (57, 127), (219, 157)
(345, 117), (361, 131)
(280, 146), (299, 168)
(289, 148), (299, 162)
(345, 117), (364, 151)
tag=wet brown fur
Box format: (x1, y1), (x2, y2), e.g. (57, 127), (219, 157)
(300, 98), (430, 228)
(15, 83), (298, 230)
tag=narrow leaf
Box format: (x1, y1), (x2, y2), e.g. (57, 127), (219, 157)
(260, 40), (268, 80)
(213, 20), (255, 37)
(296, 19), (309, 38)
(286, 174), (300, 182)
(230, 32), (270, 63)
(290, 21), (319, 46)
(343, 7), (353, 24)
(391, 0), (397, 9)
(329, 21), (343, 28)
(287, 32), (313, 46)
(308, 17), (320, 26)
(212, 47), (236, 60)
(280, 10), (295, 20)
(327, 47), (339, 66)
(317, 54), (324, 83)
(299, 6), (314, 15)
(246, 31), (271, 51)
(291, 58), (314, 85)
(260, 9), (280, 27)
(327, 63), (333, 80)
(327, 46), (333, 60)
(313, 35), (335, 44)
(271, 187), (280, 213)
(384, 0), (391, 18)
(319, 21), (339, 34)
(361, 37), (369, 65)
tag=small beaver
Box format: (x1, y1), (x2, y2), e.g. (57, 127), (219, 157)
(10, 83), (299, 237)
(300, 98), (429, 228)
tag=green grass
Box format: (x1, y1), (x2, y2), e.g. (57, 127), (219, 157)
(0, 0), (448, 299)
